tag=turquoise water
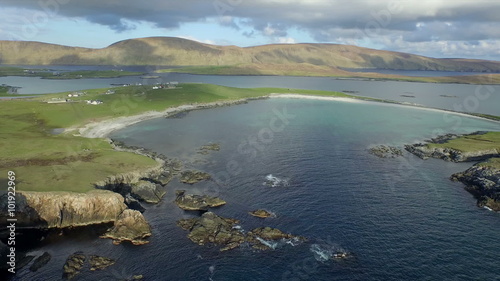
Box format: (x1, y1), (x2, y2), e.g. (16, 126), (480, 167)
(13, 98), (499, 281)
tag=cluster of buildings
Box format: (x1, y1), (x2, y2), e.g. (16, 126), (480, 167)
(67, 92), (85, 97)
(152, 81), (179, 90)
(86, 100), (104, 105)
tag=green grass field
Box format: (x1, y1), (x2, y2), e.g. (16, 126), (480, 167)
(427, 132), (500, 155)
(0, 83), (350, 193)
(0, 66), (142, 80)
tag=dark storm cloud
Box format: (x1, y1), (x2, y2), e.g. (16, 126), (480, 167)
(2, 0), (500, 42)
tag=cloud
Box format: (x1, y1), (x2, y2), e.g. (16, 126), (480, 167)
(2, 0), (500, 59)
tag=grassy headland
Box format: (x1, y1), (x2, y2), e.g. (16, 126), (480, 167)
(427, 132), (500, 154)
(0, 83), (350, 193)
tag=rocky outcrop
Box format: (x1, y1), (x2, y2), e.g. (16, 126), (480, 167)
(405, 144), (498, 162)
(246, 227), (306, 250)
(179, 170), (212, 184)
(177, 212), (245, 252)
(130, 180), (166, 204)
(29, 252), (51, 272)
(404, 132), (499, 162)
(368, 145), (403, 158)
(174, 190), (226, 211)
(101, 209), (151, 245)
(177, 212), (305, 252)
(63, 252), (86, 280)
(198, 143), (221, 155)
(451, 164), (500, 211)
(0, 191), (127, 229)
(248, 209), (273, 218)
(89, 255), (115, 271)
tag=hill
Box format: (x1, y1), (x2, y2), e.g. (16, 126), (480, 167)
(1, 37), (500, 74)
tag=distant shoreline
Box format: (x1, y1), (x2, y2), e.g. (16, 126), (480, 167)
(71, 93), (499, 139)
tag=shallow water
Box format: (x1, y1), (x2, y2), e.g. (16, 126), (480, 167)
(13, 98), (500, 281)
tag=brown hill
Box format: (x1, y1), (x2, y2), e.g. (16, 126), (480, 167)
(1, 37), (499, 73)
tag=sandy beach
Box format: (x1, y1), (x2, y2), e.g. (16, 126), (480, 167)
(71, 93), (498, 139)
(70, 98), (255, 138)
(269, 93), (365, 103)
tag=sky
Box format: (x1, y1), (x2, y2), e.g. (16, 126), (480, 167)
(1, 0), (500, 60)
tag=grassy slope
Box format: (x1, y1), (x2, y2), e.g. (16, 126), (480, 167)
(427, 132), (500, 154)
(478, 157), (500, 169)
(0, 84), (349, 192)
(2, 37), (500, 73)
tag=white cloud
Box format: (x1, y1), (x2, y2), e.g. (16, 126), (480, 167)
(276, 37), (296, 44)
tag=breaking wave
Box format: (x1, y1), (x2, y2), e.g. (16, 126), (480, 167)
(263, 174), (290, 187)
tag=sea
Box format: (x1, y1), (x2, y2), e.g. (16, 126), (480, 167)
(4, 67), (500, 280)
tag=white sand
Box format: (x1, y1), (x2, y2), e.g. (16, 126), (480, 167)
(69, 93), (498, 139)
(269, 93), (365, 103)
(68, 99), (252, 138)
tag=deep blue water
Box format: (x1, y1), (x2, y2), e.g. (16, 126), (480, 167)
(14, 98), (500, 281)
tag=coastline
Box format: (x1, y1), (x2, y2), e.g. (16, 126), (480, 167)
(71, 93), (499, 139)
(70, 98), (265, 138)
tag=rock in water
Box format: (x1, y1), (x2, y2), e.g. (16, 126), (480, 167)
(248, 209), (273, 218)
(179, 170), (211, 184)
(177, 212), (305, 251)
(62, 252), (86, 280)
(198, 143), (221, 155)
(369, 145), (403, 158)
(175, 190), (226, 211)
(177, 212), (245, 251)
(451, 164), (500, 211)
(30, 252), (51, 272)
(246, 227), (306, 251)
(131, 180), (166, 204)
(101, 210), (152, 245)
(89, 255), (115, 271)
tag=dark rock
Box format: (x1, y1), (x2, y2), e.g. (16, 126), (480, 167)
(246, 227), (306, 251)
(63, 252), (86, 280)
(198, 143), (221, 155)
(89, 255), (115, 271)
(177, 212), (305, 251)
(175, 190), (226, 211)
(332, 251), (355, 260)
(369, 145), (403, 158)
(29, 252), (51, 272)
(176, 212), (245, 251)
(131, 180), (166, 204)
(125, 194), (145, 213)
(248, 209), (273, 218)
(179, 170), (211, 184)
(451, 164), (500, 211)
(101, 210), (151, 245)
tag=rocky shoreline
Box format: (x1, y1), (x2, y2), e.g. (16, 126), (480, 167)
(404, 132), (498, 162)
(451, 164), (500, 211)
(405, 132), (500, 211)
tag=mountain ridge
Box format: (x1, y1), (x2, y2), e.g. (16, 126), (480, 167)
(1, 37), (500, 73)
